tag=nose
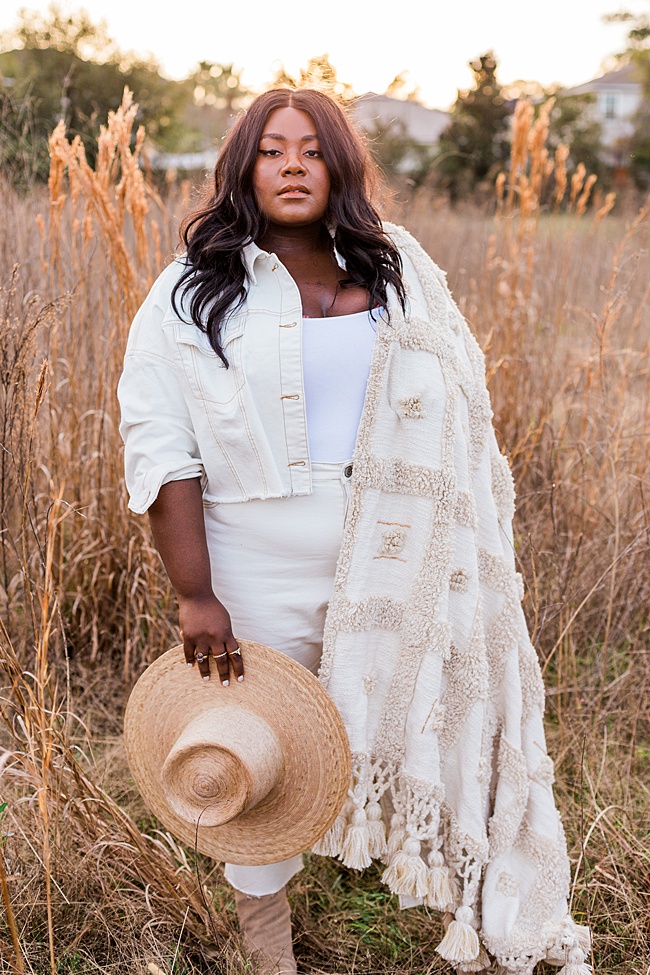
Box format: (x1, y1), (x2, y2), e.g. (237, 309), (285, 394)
(282, 149), (305, 176)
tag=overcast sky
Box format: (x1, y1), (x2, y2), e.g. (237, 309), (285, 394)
(1, 0), (648, 108)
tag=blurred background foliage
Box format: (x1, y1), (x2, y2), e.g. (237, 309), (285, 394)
(1, 4), (649, 196)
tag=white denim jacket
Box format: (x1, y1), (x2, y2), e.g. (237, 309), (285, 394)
(117, 231), (431, 514)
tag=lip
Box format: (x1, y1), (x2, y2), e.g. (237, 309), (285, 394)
(278, 184), (310, 197)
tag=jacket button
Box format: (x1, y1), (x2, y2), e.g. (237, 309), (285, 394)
(344, 464), (353, 478)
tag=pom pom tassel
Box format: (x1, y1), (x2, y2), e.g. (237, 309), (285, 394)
(311, 800), (353, 858)
(546, 918), (592, 968)
(339, 807), (373, 870)
(458, 944), (492, 971)
(382, 812), (406, 865)
(557, 946), (592, 975)
(382, 836), (429, 899)
(435, 905), (480, 964)
(425, 849), (459, 911)
(366, 801), (388, 859)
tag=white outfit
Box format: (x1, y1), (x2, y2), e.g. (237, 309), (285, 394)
(204, 461), (352, 678)
(118, 226), (589, 972)
(117, 250), (382, 893)
(117, 239), (437, 512)
(218, 460), (351, 895)
(302, 309), (378, 462)
(116, 249), (385, 892)
(217, 310), (377, 895)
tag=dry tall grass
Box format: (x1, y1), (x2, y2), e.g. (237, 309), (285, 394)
(0, 91), (648, 973)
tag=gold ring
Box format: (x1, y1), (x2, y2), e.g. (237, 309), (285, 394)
(230, 648), (242, 656)
(215, 651), (228, 659)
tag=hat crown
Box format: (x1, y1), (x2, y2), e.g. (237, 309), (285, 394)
(161, 705), (284, 827)
(125, 642), (352, 865)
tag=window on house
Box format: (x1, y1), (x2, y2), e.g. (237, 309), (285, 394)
(604, 94), (617, 119)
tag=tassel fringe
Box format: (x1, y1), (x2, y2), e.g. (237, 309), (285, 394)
(365, 801), (388, 859)
(315, 799), (387, 866)
(557, 946), (592, 975)
(457, 944), (491, 971)
(339, 807), (373, 870)
(574, 926), (592, 956)
(425, 849), (459, 911)
(382, 812), (406, 865)
(311, 819), (343, 858)
(311, 800), (353, 857)
(436, 905), (480, 964)
(382, 836), (429, 899)
(546, 918), (592, 968)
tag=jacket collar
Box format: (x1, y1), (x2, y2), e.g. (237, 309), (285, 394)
(242, 227), (345, 286)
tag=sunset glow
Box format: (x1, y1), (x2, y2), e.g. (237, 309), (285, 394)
(1, 0), (647, 107)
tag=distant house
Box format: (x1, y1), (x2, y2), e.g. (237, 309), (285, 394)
(351, 93), (449, 172)
(146, 147), (218, 172)
(352, 93), (450, 146)
(143, 94), (451, 176)
(564, 62), (644, 163)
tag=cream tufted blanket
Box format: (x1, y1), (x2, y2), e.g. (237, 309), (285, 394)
(314, 224), (591, 975)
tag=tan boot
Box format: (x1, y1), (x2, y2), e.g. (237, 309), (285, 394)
(234, 887), (298, 975)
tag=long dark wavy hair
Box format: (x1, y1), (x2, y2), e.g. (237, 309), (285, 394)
(172, 88), (407, 365)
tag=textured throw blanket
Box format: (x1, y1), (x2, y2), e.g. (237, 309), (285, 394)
(314, 224), (591, 975)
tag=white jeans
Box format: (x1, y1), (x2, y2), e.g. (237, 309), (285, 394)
(204, 461), (351, 895)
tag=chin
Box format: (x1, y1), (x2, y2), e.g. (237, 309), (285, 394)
(272, 212), (324, 227)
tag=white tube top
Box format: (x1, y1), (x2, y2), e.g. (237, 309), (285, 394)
(301, 308), (380, 463)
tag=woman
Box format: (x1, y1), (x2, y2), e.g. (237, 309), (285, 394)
(118, 89), (590, 975)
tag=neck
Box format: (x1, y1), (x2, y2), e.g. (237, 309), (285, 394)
(256, 220), (331, 258)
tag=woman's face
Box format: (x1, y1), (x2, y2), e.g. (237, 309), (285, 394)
(252, 107), (331, 227)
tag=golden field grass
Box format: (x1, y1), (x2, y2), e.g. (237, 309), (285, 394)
(0, 94), (649, 974)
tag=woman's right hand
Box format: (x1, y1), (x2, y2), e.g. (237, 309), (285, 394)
(178, 593), (244, 685)
(147, 479), (244, 687)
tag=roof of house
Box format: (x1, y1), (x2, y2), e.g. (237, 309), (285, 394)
(566, 61), (644, 95)
(351, 92), (450, 146)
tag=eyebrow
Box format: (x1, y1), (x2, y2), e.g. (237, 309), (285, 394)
(259, 133), (319, 142)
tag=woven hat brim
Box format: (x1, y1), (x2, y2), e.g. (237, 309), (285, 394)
(124, 642), (351, 865)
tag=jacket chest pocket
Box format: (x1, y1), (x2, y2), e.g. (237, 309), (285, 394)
(171, 321), (246, 405)
(387, 347), (443, 421)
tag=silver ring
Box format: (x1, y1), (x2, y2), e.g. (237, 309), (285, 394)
(197, 652), (206, 663)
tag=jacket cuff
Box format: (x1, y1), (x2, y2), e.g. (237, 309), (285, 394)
(127, 461), (204, 514)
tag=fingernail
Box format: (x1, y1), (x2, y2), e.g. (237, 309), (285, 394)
(238, 675), (244, 682)
(222, 679), (229, 686)
(203, 676), (210, 682)
(187, 662), (193, 668)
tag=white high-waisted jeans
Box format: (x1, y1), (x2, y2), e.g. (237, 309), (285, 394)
(203, 461), (351, 895)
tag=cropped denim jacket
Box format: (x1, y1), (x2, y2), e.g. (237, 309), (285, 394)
(117, 232), (436, 513)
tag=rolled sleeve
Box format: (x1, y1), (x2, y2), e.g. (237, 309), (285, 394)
(117, 260), (208, 513)
(118, 349), (204, 514)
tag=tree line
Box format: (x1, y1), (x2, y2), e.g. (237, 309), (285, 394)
(1, 5), (649, 195)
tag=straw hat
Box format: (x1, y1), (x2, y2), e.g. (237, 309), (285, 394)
(124, 641), (351, 865)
